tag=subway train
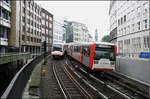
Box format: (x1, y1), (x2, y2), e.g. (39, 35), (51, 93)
(66, 42), (117, 71)
(51, 43), (67, 59)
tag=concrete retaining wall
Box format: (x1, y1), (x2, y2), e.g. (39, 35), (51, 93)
(116, 58), (150, 85)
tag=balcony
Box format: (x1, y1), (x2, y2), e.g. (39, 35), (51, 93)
(0, 37), (8, 46)
(0, 17), (11, 28)
(0, 1), (11, 12)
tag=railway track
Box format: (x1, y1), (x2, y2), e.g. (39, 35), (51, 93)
(40, 58), (65, 98)
(66, 57), (149, 99)
(52, 60), (94, 99)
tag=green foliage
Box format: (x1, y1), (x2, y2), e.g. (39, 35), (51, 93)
(101, 35), (110, 42)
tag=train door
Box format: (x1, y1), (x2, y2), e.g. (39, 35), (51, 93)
(82, 45), (91, 67)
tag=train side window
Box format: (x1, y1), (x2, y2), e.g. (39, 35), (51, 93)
(74, 46), (79, 52)
(83, 46), (90, 57)
(80, 46), (83, 53)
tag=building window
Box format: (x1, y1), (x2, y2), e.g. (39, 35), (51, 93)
(34, 30), (36, 35)
(50, 17), (52, 21)
(22, 16), (25, 22)
(132, 24), (134, 32)
(2, 9), (9, 20)
(144, 19), (147, 29)
(22, 35), (24, 41)
(118, 19), (120, 26)
(143, 36), (150, 48)
(42, 12), (45, 17)
(34, 22), (36, 27)
(46, 15), (48, 19)
(46, 21), (48, 27)
(0, 26), (7, 38)
(137, 7), (140, 17)
(22, 7), (25, 13)
(118, 40), (123, 53)
(143, 2), (148, 13)
(49, 23), (52, 28)
(121, 17), (123, 24)
(124, 15), (126, 23)
(28, 19), (30, 24)
(137, 22), (140, 30)
(31, 37), (33, 42)
(31, 29), (33, 34)
(22, 25), (25, 32)
(28, 2), (30, 8)
(42, 19), (45, 25)
(27, 36), (30, 41)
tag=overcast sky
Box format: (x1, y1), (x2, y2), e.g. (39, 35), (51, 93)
(36, 1), (110, 41)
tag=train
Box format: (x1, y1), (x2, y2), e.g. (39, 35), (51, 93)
(51, 42), (117, 71)
(51, 43), (67, 59)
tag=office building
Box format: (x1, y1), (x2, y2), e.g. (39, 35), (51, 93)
(109, 1), (150, 58)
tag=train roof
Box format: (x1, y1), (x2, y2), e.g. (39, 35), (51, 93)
(66, 42), (115, 46)
(52, 43), (66, 45)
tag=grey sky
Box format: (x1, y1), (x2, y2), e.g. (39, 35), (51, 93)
(36, 1), (110, 41)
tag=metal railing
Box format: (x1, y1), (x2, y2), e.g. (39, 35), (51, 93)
(1, 52), (49, 98)
(0, 53), (32, 64)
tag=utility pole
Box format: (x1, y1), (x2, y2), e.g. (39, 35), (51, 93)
(19, 1), (22, 53)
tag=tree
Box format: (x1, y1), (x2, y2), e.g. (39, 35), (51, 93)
(101, 35), (110, 42)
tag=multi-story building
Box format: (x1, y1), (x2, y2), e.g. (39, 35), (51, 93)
(41, 8), (53, 51)
(109, 1), (118, 44)
(10, 1), (42, 57)
(109, 1), (150, 58)
(53, 16), (67, 43)
(72, 21), (89, 42)
(66, 21), (89, 43)
(22, 1), (42, 56)
(0, 0), (11, 53)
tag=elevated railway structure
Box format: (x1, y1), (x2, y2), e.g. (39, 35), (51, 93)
(1, 54), (150, 99)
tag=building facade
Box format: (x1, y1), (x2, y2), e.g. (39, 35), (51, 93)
(109, 1), (150, 58)
(0, 0), (11, 53)
(72, 21), (89, 43)
(66, 21), (89, 43)
(9, 0), (42, 57)
(66, 22), (73, 43)
(53, 16), (67, 43)
(41, 8), (53, 52)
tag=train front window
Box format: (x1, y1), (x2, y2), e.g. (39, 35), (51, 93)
(53, 45), (62, 52)
(94, 47), (115, 61)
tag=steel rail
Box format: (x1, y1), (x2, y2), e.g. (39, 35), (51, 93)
(65, 59), (108, 99)
(67, 58), (135, 99)
(63, 63), (93, 99)
(53, 64), (69, 99)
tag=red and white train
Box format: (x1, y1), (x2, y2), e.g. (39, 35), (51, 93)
(66, 42), (117, 71)
(51, 43), (67, 59)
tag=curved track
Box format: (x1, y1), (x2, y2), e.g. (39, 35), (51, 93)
(52, 59), (93, 99)
(67, 57), (149, 99)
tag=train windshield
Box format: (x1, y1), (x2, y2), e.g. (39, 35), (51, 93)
(94, 47), (115, 61)
(52, 44), (62, 52)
